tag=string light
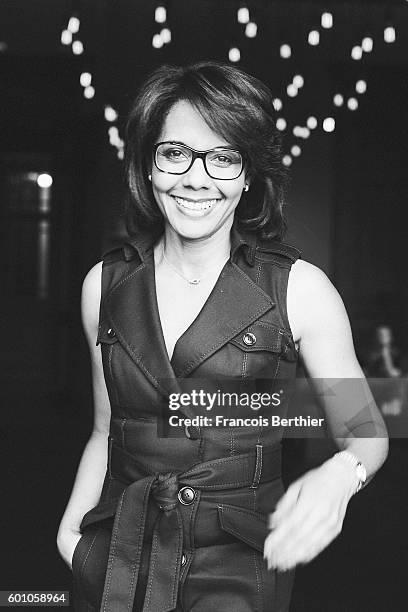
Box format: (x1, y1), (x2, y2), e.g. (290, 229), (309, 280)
(72, 40), (84, 55)
(293, 75), (304, 89)
(362, 37), (373, 53)
(323, 117), (335, 132)
(79, 72), (92, 87)
(273, 98), (283, 111)
(347, 97), (358, 111)
(37, 174), (53, 188)
(333, 94), (344, 107)
(307, 116), (318, 130)
(280, 44), (291, 59)
(61, 30), (72, 45)
(67, 16), (80, 34)
(83, 85), (95, 99)
(308, 30), (320, 46)
(293, 126), (311, 139)
(276, 118), (287, 131)
(237, 6), (250, 24)
(287, 84), (298, 97)
(155, 6), (166, 24)
(245, 22), (257, 38)
(351, 45), (363, 60)
(104, 106), (118, 122)
(321, 12), (333, 29)
(229, 47), (241, 62)
(161, 28), (171, 44)
(356, 80), (367, 94)
(152, 33), (164, 48)
(282, 155), (292, 167)
(384, 26), (396, 44)
(291, 145), (301, 157)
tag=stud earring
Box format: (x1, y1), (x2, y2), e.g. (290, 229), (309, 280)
(243, 184), (249, 192)
(148, 174), (152, 182)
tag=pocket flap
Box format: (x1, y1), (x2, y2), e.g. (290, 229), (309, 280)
(217, 504), (269, 553)
(229, 322), (283, 353)
(96, 320), (119, 346)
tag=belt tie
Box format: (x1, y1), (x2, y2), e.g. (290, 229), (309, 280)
(79, 443), (281, 612)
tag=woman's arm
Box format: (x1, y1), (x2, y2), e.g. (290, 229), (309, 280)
(56, 262), (111, 569)
(264, 260), (389, 571)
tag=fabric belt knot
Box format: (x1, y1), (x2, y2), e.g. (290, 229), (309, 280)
(151, 471), (180, 511)
(78, 443), (282, 611)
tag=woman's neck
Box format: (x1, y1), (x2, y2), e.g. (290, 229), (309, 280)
(158, 222), (232, 278)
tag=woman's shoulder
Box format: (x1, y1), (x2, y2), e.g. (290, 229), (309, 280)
(287, 259), (346, 343)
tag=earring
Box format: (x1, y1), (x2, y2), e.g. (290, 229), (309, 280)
(243, 184), (249, 192)
(148, 174), (152, 182)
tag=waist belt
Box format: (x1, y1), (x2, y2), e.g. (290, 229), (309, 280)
(80, 443), (281, 612)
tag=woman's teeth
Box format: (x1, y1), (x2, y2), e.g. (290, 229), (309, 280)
(173, 196), (218, 211)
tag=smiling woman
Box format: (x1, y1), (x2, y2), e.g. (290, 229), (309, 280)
(57, 61), (388, 612)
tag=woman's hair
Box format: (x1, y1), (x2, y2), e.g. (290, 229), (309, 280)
(124, 61), (289, 240)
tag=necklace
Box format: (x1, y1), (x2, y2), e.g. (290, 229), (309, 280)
(161, 242), (228, 286)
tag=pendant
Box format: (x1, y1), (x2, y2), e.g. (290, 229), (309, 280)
(189, 278), (200, 285)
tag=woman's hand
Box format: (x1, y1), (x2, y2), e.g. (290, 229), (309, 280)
(57, 528), (83, 570)
(263, 458), (358, 571)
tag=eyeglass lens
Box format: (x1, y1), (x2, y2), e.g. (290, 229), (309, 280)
(155, 143), (243, 179)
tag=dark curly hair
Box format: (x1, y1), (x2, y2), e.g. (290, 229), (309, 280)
(124, 61), (289, 240)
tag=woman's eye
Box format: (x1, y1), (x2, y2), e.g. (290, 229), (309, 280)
(211, 154), (232, 166)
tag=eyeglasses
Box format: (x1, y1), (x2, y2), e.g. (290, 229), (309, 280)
(153, 141), (244, 180)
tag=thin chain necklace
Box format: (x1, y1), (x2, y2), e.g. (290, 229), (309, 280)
(161, 242), (227, 286)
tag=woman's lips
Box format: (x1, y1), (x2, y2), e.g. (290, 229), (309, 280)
(171, 195), (221, 212)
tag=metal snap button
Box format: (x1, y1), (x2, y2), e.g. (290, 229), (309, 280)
(107, 328), (116, 338)
(243, 332), (256, 346)
(181, 553), (187, 567)
(178, 486), (196, 505)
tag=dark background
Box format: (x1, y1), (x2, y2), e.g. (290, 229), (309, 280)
(0, 1), (407, 610)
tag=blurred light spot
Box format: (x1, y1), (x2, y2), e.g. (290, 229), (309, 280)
(161, 28), (171, 43)
(351, 45), (362, 60)
(307, 116), (318, 130)
(321, 12), (333, 29)
(293, 74), (304, 88)
(104, 106), (118, 122)
(152, 33), (164, 48)
(347, 97), (358, 111)
(362, 37), (373, 53)
(287, 84), (298, 97)
(84, 85), (95, 99)
(68, 16), (80, 34)
(80, 72), (92, 87)
(37, 173), (53, 188)
(333, 94), (344, 106)
(229, 47), (241, 62)
(282, 155), (292, 167)
(308, 30), (320, 46)
(155, 6), (166, 23)
(237, 7), (250, 24)
(61, 30), (72, 45)
(291, 145), (301, 157)
(72, 40), (84, 55)
(273, 98), (282, 111)
(356, 80), (367, 94)
(245, 22), (257, 38)
(276, 118), (287, 131)
(280, 44), (291, 58)
(323, 117), (335, 132)
(384, 26), (396, 43)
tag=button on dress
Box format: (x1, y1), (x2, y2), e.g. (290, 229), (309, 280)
(72, 222), (301, 612)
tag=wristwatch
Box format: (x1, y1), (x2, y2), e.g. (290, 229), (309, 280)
(332, 450), (367, 493)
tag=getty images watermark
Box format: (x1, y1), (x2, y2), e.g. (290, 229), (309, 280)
(167, 388), (325, 428)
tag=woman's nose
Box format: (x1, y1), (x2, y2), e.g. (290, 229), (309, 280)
(181, 158), (213, 189)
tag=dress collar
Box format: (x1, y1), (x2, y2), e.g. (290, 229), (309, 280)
(120, 219), (257, 266)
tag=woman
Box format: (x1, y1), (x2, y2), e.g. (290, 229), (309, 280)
(57, 61), (388, 611)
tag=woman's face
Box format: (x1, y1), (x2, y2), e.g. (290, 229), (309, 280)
(151, 100), (247, 241)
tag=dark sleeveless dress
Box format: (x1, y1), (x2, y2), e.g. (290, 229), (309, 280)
(72, 221), (301, 612)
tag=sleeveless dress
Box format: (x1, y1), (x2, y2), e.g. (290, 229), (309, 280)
(72, 221), (301, 612)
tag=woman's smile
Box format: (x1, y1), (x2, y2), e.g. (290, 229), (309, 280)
(170, 194), (223, 214)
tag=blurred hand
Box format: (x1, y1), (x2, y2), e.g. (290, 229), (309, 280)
(263, 459), (357, 571)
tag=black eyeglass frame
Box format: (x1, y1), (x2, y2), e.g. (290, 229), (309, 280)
(152, 141), (245, 180)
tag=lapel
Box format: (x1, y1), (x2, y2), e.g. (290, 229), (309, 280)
(103, 222), (275, 397)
